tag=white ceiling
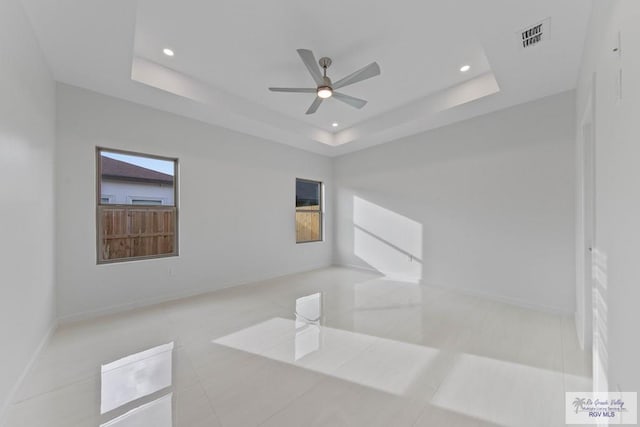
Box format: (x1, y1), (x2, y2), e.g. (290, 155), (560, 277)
(20, 0), (592, 156)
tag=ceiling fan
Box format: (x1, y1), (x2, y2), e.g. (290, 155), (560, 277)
(269, 49), (381, 115)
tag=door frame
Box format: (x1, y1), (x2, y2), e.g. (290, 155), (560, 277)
(575, 75), (596, 352)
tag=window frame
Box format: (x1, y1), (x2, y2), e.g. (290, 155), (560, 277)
(127, 196), (167, 206)
(295, 178), (323, 244)
(96, 147), (179, 264)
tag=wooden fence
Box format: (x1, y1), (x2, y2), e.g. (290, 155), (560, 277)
(296, 206), (321, 242)
(99, 204), (317, 260)
(98, 206), (176, 262)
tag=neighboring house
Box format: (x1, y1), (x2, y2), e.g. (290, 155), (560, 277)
(295, 179), (320, 207)
(100, 156), (174, 205)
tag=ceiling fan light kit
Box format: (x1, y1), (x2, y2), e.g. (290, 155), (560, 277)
(317, 87), (332, 99)
(269, 49), (381, 115)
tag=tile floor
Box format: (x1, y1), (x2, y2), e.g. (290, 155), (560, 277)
(2, 267), (592, 427)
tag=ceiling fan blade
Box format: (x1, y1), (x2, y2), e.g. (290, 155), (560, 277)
(332, 62), (381, 90)
(306, 97), (323, 115)
(333, 92), (367, 109)
(297, 49), (324, 86)
(269, 87), (316, 93)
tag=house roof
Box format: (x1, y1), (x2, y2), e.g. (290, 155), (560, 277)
(101, 156), (173, 184)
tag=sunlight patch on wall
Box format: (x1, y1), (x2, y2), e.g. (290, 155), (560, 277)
(353, 196), (422, 282)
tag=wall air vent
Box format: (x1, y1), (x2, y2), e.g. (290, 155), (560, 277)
(519, 18), (550, 49)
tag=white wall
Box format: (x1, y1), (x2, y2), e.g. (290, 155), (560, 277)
(334, 92), (576, 313)
(0, 0), (56, 418)
(55, 84), (333, 321)
(576, 0), (640, 394)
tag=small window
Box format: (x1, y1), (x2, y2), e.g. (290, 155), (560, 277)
(131, 199), (162, 206)
(130, 198), (164, 206)
(296, 178), (323, 243)
(97, 148), (178, 263)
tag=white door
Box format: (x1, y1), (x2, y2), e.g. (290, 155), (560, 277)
(583, 118), (595, 343)
(576, 90), (595, 352)
(579, 82), (609, 396)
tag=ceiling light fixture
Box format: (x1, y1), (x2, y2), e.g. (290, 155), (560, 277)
(317, 86), (333, 99)
(163, 48), (175, 57)
(460, 64), (470, 72)
(332, 122), (339, 127)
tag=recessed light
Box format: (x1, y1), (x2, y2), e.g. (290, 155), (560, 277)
(460, 64), (470, 72)
(332, 122), (339, 127)
(163, 48), (175, 57)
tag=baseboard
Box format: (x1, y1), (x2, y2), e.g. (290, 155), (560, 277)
(0, 320), (57, 426)
(334, 263), (572, 315)
(58, 264), (333, 324)
(420, 280), (573, 315)
(335, 262), (382, 275)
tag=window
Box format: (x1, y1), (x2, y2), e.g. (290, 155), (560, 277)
(296, 178), (322, 243)
(130, 198), (164, 205)
(131, 199), (162, 205)
(97, 148), (178, 263)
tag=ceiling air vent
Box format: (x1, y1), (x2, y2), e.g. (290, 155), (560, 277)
(519, 18), (550, 49)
